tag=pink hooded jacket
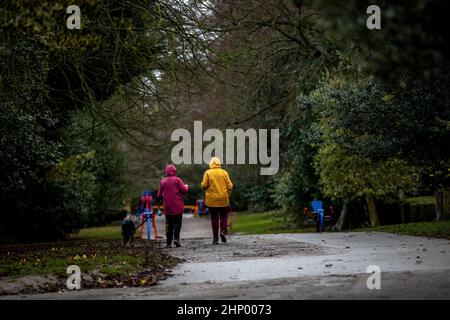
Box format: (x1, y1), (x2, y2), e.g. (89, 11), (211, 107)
(157, 165), (188, 215)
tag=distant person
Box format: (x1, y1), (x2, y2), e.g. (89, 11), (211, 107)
(157, 164), (189, 248)
(201, 157), (233, 244)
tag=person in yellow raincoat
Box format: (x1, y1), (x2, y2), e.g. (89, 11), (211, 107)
(201, 157), (233, 244)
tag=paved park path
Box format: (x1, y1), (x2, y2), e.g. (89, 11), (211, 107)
(5, 215), (450, 299)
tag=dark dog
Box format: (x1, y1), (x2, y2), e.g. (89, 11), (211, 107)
(122, 206), (161, 245)
(122, 218), (136, 245)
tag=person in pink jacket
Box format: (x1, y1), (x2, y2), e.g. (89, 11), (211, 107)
(157, 164), (189, 247)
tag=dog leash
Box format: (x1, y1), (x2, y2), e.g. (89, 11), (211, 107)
(135, 203), (162, 230)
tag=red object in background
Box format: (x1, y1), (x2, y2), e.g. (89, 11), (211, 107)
(151, 213), (158, 238)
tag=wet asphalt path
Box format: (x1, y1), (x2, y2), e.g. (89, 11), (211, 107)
(4, 222), (450, 300)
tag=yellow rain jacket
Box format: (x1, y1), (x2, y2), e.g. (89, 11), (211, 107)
(201, 157), (233, 207)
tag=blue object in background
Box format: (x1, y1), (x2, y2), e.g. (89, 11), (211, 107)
(196, 199), (208, 216)
(311, 200), (325, 232)
(144, 207), (151, 240)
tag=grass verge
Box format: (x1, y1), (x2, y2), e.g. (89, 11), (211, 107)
(0, 223), (179, 296)
(354, 220), (450, 239)
(229, 211), (315, 235)
(70, 223), (123, 241)
(230, 211), (450, 240)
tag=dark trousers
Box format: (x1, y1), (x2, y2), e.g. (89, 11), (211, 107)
(165, 214), (182, 244)
(208, 207), (228, 240)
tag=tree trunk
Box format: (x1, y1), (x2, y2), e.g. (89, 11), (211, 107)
(365, 194), (380, 227)
(444, 187), (450, 219)
(398, 189), (405, 223)
(332, 202), (348, 231)
(399, 203), (405, 224)
(435, 188), (444, 221)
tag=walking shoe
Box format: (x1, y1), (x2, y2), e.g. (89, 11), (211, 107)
(220, 231), (227, 243)
(166, 243), (172, 248)
(174, 240), (181, 247)
(212, 239), (219, 245)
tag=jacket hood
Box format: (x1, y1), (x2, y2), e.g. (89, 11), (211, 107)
(165, 164), (177, 176)
(209, 157), (221, 169)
